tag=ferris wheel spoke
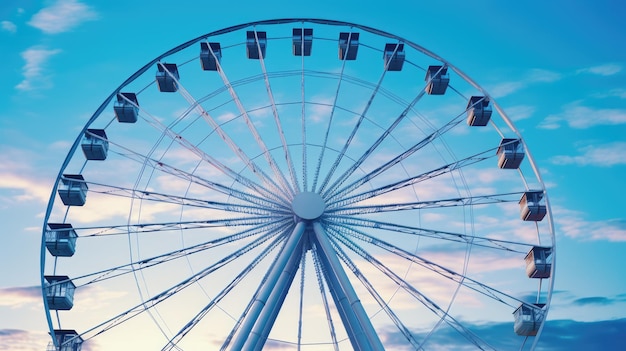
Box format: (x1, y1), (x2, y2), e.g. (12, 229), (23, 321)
(326, 148), (497, 208)
(327, 191), (525, 216)
(310, 244), (341, 351)
(161, 225), (287, 351)
(324, 226), (423, 349)
(322, 66), (450, 198)
(72, 216), (287, 240)
(311, 42), (350, 194)
(94, 142), (288, 209)
(116, 94), (290, 206)
(82, 180), (286, 215)
(317, 45), (397, 195)
(327, 226), (498, 351)
(299, 35), (307, 193)
(327, 216), (532, 252)
(203, 44), (297, 198)
(156, 63), (293, 200)
(325, 103), (487, 204)
(330, 223), (529, 309)
(251, 32), (302, 193)
(64, 221), (290, 288)
(75, 226), (287, 343)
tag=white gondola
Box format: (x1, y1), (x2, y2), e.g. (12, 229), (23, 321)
(425, 65), (450, 95)
(200, 42), (221, 71)
(246, 31), (267, 59)
(383, 43), (405, 71)
(338, 32), (359, 60)
(57, 174), (87, 206)
(80, 129), (108, 160)
(45, 276), (76, 311)
(293, 28), (313, 56)
(156, 63), (179, 92)
(525, 246), (552, 279)
(113, 92), (139, 123)
(497, 138), (525, 169)
(48, 329), (83, 351)
(513, 303), (545, 336)
(466, 95), (492, 126)
(45, 223), (77, 257)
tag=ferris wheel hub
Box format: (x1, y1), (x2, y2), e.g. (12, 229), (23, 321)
(291, 191), (326, 220)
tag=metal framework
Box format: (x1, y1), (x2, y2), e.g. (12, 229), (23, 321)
(41, 18), (555, 351)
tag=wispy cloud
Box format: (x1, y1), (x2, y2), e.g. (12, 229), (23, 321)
(539, 102), (626, 129)
(572, 295), (626, 306)
(28, 0), (97, 34)
(15, 47), (62, 91)
(0, 150), (54, 203)
(0, 286), (41, 308)
(503, 104), (535, 121)
(577, 63), (622, 76)
(489, 68), (561, 98)
(0, 329), (49, 351)
(1, 20), (17, 33)
(550, 142), (626, 167)
(555, 207), (626, 242)
(380, 317), (626, 350)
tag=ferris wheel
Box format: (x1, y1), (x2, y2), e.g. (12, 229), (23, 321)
(41, 19), (555, 351)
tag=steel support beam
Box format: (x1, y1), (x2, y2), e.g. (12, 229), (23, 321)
(246, 238), (303, 351)
(312, 222), (384, 351)
(229, 222), (306, 350)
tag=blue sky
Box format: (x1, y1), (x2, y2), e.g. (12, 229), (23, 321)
(1, 0), (625, 350)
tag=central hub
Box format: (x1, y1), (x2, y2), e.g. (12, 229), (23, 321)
(291, 192), (326, 220)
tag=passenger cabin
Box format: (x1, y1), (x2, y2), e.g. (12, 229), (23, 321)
(246, 31), (267, 59)
(497, 138), (525, 169)
(58, 175), (88, 206)
(156, 63), (179, 92)
(383, 43), (405, 71)
(200, 42), (221, 71)
(425, 65), (450, 95)
(113, 92), (139, 123)
(51, 329), (83, 351)
(45, 276), (76, 310)
(293, 28), (313, 56)
(525, 246), (552, 279)
(338, 32), (359, 60)
(81, 129), (108, 160)
(466, 96), (492, 126)
(520, 191), (547, 221)
(513, 303), (545, 336)
(45, 223), (77, 257)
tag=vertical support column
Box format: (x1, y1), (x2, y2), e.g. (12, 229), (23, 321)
(230, 222), (306, 350)
(246, 241), (303, 351)
(312, 222), (385, 351)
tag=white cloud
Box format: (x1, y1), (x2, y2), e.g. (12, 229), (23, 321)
(15, 47), (62, 91)
(0, 286), (41, 308)
(577, 63), (622, 76)
(551, 142), (626, 167)
(488, 69), (561, 98)
(555, 207), (626, 242)
(592, 88), (626, 99)
(1, 21), (17, 33)
(539, 103), (626, 129)
(0, 329), (49, 351)
(28, 0), (97, 34)
(503, 105), (535, 122)
(0, 172), (52, 203)
(0, 150), (53, 203)
(526, 68), (562, 83)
